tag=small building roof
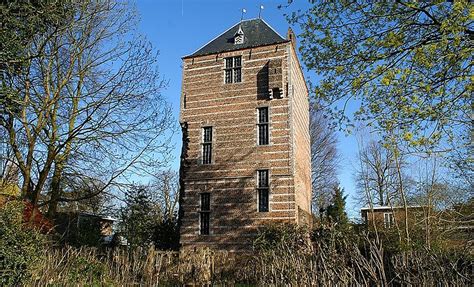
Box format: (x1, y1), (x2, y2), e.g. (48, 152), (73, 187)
(360, 205), (425, 211)
(184, 18), (288, 58)
(78, 211), (117, 221)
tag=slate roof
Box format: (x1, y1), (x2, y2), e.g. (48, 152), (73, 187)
(184, 18), (288, 58)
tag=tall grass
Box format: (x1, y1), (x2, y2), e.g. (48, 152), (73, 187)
(248, 234), (472, 286)
(19, 223), (472, 286)
(28, 246), (239, 286)
(25, 240), (472, 286)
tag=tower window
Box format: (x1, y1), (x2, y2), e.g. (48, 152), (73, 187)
(201, 193), (210, 211)
(257, 170), (269, 212)
(200, 193), (211, 235)
(257, 107), (269, 145)
(224, 56), (242, 83)
(202, 127), (212, 164)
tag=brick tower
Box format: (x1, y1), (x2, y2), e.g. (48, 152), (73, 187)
(179, 19), (311, 251)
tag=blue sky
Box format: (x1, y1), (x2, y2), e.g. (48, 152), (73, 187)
(135, 0), (362, 218)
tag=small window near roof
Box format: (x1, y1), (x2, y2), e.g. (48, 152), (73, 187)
(234, 26), (244, 44)
(224, 56), (242, 84)
(235, 34), (244, 44)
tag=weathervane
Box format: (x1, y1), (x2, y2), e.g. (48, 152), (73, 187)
(241, 8), (246, 22)
(259, 5), (264, 19)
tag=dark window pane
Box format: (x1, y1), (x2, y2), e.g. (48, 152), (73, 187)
(225, 57), (242, 83)
(272, 87), (280, 98)
(225, 58), (233, 68)
(234, 56), (241, 67)
(200, 212), (210, 235)
(257, 107), (269, 145)
(258, 170), (269, 188)
(202, 143), (212, 164)
(258, 188), (269, 212)
(225, 69), (232, 83)
(258, 124), (268, 145)
(203, 127), (212, 142)
(234, 68), (241, 83)
(258, 170), (269, 212)
(202, 127), (213, 164)
(258, 107), (268, 123)
(201, 193), (210, 211)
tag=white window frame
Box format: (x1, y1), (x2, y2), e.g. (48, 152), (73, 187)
(224, 56), (242, 84)
(201, 126), (213, 165)
(256, 106), (270, 146)
(256, 169), (270, 212)
(383, 212), (394, 228)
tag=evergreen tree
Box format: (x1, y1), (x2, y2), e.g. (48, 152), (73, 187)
(326, 186), (348, 226)
(119, 185), (158, 248)
(152, 216), (179, 251)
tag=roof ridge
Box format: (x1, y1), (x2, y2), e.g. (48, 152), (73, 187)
(241, 17), (260, 22)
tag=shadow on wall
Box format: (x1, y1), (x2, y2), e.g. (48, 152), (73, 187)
(257, 61), (269, 100)
(178, 56), (290, 250)
(257, 59), (283, 101)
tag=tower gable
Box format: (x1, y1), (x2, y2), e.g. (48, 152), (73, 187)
(185, 19), (288, 58)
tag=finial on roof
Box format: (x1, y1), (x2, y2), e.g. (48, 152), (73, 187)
(240, 8), (246, 22)
(259, 5), (264, 19)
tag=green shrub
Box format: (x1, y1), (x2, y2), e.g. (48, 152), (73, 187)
(253, 223), (310, 251)
(0, 200), (46, 285)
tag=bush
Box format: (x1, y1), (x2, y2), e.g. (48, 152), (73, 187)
(153, 217), (180, 250)
(253, 222), (310, 251)
(0, 200), (46, 285)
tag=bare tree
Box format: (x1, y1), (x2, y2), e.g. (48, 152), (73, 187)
(54, 176), (111, 215)
(355, 140), (398, 207)
(151, 170), (179, 221)
(0, 0), (175, 217)
(409, 154), (472, 248)
(310, 104), (339, 217)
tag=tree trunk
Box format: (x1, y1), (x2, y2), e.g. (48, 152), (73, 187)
(47, 161), (63, 218)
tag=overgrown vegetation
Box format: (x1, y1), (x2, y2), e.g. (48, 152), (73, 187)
(1, 0), (471, 285)
(2, 219), (470, 286)
(0, 201), (46, 285)
(249, 223), (472, 286)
